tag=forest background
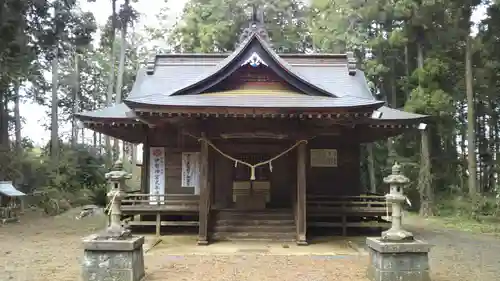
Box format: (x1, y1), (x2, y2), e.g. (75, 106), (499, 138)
(1, 0), (499, 233)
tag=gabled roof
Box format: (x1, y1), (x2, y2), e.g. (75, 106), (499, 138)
(127, 54), (374, 102)
(128, 33), (347, 102)
(75, 24), (428, 126)
(0, 181), (25, 197)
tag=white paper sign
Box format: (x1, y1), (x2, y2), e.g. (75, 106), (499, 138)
(182, 152), (200, 195)
(310, 149), (338, 167)
(149, 147), (165, 205)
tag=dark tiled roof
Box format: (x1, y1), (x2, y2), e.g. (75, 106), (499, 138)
(127, 93), (383, 109)
(75, 103), (134, 120)
(376, 106), (427, 120)
(128, 56), (374, 103)
(135, 33), (337, 99)
(76, 32), (427, 123)
(76, 102), (427, 123)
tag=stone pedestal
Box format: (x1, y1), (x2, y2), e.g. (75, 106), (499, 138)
(82, 234), (145, 281)
(366, 237), (431, 281)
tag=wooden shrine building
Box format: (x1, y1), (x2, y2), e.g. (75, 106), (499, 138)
(76, 10), (427, 245)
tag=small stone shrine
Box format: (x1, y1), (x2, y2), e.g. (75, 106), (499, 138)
(366, 163), (432, 281)
(81, 160), (145, 281)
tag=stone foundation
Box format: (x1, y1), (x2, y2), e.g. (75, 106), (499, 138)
(366, 237), (431, 281)
(82, 234), (145, 281)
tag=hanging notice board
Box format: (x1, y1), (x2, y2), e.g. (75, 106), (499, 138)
(310, 149), (338, 167)
(149, 147), (165, 205)
(181, 152), (201, 195)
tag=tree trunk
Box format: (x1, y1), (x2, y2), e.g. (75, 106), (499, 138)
(105, 0), (118, 167)
(71, 53), (79, 147)
(404, 44), (410, 100)
(415, 34), (433, 216)
(0, 88), (8, 180)
(115, 0), (131, 162)
(417, 42), (424, 70)
(419, 128), (433, 216)
(115, 14), (127, 104)
(51, 53), (59, 161)
(99, 133), (102, 154)
(466, 35), (477, 197)
(459, 101), (467, 191)
(0, 90), (7, 180)
(387, 56), (398, 164)
(14, 80), (22, 152)
(494, 111), (500, 190)
(0, 94), (8, 147)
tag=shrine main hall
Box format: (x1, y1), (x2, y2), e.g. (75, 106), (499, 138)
(76, 12), (426, 245)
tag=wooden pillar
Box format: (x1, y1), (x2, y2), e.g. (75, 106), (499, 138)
(296, 141), (308, 245)
(155, 212), (161, 237)
(138, 128), (150, 223)
(197, 133), (210, 245)
(141, 131), (150, 194)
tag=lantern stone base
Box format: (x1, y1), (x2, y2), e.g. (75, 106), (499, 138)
(366, 237), (432, 281)
(82, 234), (145, 281)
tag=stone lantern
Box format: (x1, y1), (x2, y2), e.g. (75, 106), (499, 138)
(381, 162), (413, 242)
(102, 160), (132, 238)
(366, 162), (432, 281)
(81, 160), (145, 281)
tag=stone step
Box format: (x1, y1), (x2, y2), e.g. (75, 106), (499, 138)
(213, 225), (296, 233)
(215, 219), (295, 226)
(211, 231), (296, 242)
(214, 211), (294, 221)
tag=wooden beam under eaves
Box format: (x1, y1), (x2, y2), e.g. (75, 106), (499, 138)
(126, 110), (156, 128)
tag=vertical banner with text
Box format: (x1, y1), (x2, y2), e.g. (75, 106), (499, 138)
(181, 152), (201, 195)
(149, 147), (165, 205)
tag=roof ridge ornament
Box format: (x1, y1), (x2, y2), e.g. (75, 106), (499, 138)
(146, 51), (157, 75)
(241, 52), (268, 67)
(238, 4), (270, 46)
(346, 51), (357, 76)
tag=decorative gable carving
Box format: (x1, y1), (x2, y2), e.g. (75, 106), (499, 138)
(241, 52), (268, 68)
(346, 51), (357, 76)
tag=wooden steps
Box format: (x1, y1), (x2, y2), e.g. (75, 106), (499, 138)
(211, 209), (295, 242)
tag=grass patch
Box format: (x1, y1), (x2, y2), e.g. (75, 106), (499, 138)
(406, 212), (500, 236)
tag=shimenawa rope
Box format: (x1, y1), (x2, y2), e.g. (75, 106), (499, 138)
(197, 137), (308, 180)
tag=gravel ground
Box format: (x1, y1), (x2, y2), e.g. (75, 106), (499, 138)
(144, 255), (368, 281)
(0, 209), (368, 281)
(405, 216), (500, 281)
(0, 209), (499, 281)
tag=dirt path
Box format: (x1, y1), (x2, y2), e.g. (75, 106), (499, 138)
(0, 209), (105, 281)
(144, 255), (368, 281)
(405, 216), (500, 281)
(0, 210), (368, 281)
(1, 210), (499, 281)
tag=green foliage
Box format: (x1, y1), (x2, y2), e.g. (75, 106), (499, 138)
(39, 143), (107, 192)
(405, 87), (453, 117)
(87, 186), (108, 207)
(2, 0), (500, 223)
(435, 195), (500, 221)
(169, 0), (310, 53)
(3, 142), (108, 213)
